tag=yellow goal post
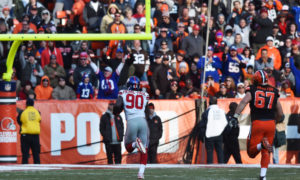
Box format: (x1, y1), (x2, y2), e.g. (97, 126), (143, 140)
(0, 0), (152, 81)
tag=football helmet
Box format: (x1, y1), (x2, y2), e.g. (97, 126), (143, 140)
(127, 76), (140, 90)
(253, 70), (268, 85)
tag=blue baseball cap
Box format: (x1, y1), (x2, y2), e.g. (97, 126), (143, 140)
(230, 45), (237, 51)
(116, 48), (123, 53)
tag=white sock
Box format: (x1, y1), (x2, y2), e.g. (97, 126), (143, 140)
(260, 168), (267, 178)
(257, 143), (262, 151)
(132, 142), (136, 149)
(138, 164), (146, 174)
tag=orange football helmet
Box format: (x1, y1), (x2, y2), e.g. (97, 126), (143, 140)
(253, 70), (268, 85)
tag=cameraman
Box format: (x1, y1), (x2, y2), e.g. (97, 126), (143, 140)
(223, 102), (242, 164)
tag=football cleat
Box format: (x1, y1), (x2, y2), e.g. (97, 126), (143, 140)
(137, 173), (144, 179)
(136, 138), (146, 154)
(259, 176), (266, 180)
(261, 137), (273, 153)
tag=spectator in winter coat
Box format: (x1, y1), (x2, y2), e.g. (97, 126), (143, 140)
(232, 18), (251, 46)
(256, 36), (282, 70)
(251, 8), (273, 54)
(73, 52), (97, 88)
(147, 103), (163, 163)
(255, 48), (274, 71)
(18, 81), (36, 100)
(181, 24), (205, 61)
(52, 77), (76, 100)
(19, 51), (44, 88)
(154, 27), (173, 54)
(158, 11), (177, 32)
(100, 101), (124, 164)
(83, 0), (105, 33)
(211, 0), (228, 21)
(43, 54), (66, 88)
(165, 81), (182, 99)
(34, 75), (53, 100)
(152, 55), (178, 99)
(100, 3), (122, 33)
(41, 41), (64, 68)
(216, 83), (234, 99)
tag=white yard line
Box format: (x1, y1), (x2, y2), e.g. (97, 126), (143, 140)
(0, 164), (300, 171)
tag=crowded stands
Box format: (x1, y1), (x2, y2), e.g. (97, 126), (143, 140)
(0, 0), (299, 100)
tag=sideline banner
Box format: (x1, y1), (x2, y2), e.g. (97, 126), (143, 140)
(16, 98), (300, 164)
(16, 100), (196, 164)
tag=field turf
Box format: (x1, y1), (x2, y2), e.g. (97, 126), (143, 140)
(0, 164), (299, 180)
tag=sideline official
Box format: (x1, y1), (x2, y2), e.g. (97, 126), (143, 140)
(17, 98), (41, 164)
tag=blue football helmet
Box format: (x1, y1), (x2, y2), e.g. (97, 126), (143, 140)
(127, 76), (140, 90)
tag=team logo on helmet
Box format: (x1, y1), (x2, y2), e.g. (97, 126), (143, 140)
(0, 117), (16, 131)
(127, 76), (140, 90)
(254, 70), (268, 85)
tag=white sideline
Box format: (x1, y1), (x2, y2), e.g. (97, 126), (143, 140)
(0, 164), (300, 171)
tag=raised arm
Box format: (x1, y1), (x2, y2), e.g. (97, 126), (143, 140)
(113, 96), (124, 115)
(275, 100), (284, 123)
(235, 91), (252, 116)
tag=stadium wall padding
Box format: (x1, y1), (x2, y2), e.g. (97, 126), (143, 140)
(15, 98), (300, 164)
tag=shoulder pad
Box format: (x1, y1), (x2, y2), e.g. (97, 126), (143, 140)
(79, 82), (83, 85)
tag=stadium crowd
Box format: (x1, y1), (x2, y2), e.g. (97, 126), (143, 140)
(0, 0), (300, 100)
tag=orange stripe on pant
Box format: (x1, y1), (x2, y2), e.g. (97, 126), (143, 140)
(247, 120), (275, 168)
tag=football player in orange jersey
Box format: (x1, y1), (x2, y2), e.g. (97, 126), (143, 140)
(231, 70), (284, 180)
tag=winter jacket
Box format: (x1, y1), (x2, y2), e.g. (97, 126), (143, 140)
(256, 45), (281, 70)
(41, 47), (64, 68)
(152, 64), (177, 97)
(83, 1), (105, 32)
(100, 4), (123, 33)
(181, 33), (205, 59)
(73, 64), (97, 87)
(100, 111), (124, 143)
(52, 85), (76, 100)
(147, 112), (163, 145)
(43, 63), (66, 88)
(34, 76), (53, 100)
(252, 16), (273, 44)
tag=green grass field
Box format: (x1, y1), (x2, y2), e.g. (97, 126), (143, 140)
(0, 167), (299, 180)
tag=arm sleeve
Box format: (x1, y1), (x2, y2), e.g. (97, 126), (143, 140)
(113, 96), (124, 115)
(212, 57), (222, 69)
(37, 65), (44, 77)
